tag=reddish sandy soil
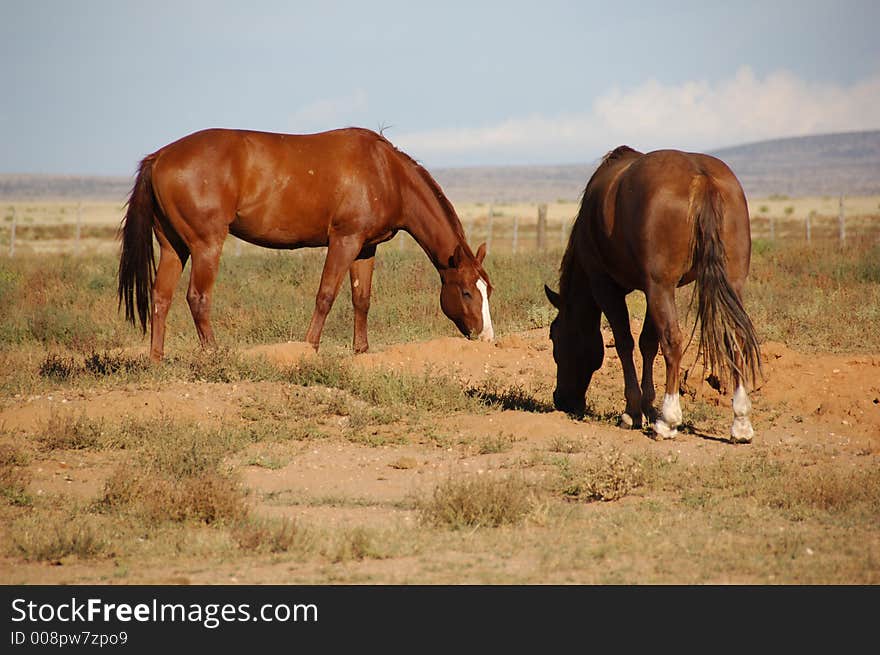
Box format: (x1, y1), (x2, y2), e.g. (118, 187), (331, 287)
(1, 326), (878, 583)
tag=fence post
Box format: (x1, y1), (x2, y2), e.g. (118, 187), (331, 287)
(8, 206), (15, 258)
(75, 202), (82, 255)
(806, 210), (813, 244)
(536, 203), (547, 251)
(511, 214), (519, 254)
(485, 204), (493, 255)
(838, 194), (846, 247)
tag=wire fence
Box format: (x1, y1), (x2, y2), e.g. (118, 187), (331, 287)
(3, 199), (879, 258)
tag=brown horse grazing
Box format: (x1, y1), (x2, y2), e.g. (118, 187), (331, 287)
(117, 127), (494, 361)
(544, 146), (762, 443)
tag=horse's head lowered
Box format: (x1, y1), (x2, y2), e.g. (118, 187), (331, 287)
(544, 284), (590, 415)
(439, 243), (494, 342)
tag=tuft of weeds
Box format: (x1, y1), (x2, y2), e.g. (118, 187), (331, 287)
(9, 515), (109, 562)
(103, 464), (246, 525)
(232, 516), (314, 555)
(285, 355), (478, 414)
(0, 443), (32, 505)
(38, 350), (149, 383)
(548, 435), (589, 454)
(419, 473), (538, 529)
(558, 448), (644, 502)
(37, 412), (104, 450)
(101, 422), (249, 525)
(39, 353), (79, 381)
(83, 351), (149, 377)
(477, 431), (518, 454)
(329, 526), (385, 563)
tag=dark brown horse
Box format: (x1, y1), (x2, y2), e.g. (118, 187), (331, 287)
(117, 127), (494, 361)
(544, 146), (761, 442)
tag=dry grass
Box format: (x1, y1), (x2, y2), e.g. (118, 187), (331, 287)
(9, 514), (109, 562)
(419, 473), (539, 529)
(100, 423), (248, 525)
(0, 443), (31, 506)
(557, 448), (645, 502)
(232, 517), (314, 555)
(37, 411), (104, 450)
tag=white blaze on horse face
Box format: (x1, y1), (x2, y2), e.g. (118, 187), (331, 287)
(476, 278), (494, 342)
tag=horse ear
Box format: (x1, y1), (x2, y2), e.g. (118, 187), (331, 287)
(544, 284), (561, 309)
(452, 244), (464, 268)
(475, 242), (487, 264)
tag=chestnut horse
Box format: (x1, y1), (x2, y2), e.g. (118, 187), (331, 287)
(117, 127), (494, 361)
(544, 146), (761, 442)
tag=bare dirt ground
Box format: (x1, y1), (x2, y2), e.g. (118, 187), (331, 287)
(1, 326), (878, 584)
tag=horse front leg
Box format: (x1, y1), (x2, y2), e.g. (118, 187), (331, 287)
(349, 244), (376, 354)
(305, 235), (365, 352)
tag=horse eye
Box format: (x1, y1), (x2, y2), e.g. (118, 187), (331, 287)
(462, 290), (472, 299)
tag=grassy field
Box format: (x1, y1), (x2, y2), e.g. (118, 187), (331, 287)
(0, 226), (879, 584)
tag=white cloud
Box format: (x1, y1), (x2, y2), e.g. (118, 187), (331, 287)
(288, 89), (369, 132)
(394, 67), (880, 166)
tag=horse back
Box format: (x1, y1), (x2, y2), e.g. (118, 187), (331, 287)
(148, 128), (405, 248)
(576, 148), (748, 290)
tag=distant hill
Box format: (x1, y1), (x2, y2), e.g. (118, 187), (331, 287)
(434, 130), (880, 202)
(2, 130), (878, 202)
(709, 130), (880, 198)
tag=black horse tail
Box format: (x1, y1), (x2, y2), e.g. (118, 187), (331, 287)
(117, 154), (158, 334)
(690, 174), (762, 388)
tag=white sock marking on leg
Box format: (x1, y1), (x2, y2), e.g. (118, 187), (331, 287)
(731, 384), (754, 442)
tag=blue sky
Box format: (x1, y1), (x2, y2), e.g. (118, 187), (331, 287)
(2, 0), (879, 175)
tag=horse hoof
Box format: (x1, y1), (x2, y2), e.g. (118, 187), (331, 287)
(730, 418), (754, 444)
(653, 419), (678, 440)
(620, 413), (642, 430)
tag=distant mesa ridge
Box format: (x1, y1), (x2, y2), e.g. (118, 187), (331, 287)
(2, 130), (878, 202)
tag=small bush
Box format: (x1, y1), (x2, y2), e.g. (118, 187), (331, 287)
(330, 526), (383, 562)
(39, 353), (78, 381)
(419, 474), (536, 529)
(103, 464), (246, 525)
(559, 449), (644, 502)
(37, 412), (103, 450)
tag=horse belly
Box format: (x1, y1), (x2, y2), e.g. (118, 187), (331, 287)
(229, 211), (330, 249)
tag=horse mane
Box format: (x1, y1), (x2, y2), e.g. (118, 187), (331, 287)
(376, 132), (489, 279)
(558, 220), (582, 302)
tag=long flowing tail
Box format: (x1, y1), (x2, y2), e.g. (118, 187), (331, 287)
(690, 175), (762, 387)
(117, 154), (157, 334)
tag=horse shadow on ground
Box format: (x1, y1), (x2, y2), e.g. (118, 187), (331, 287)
(463, 384), (734, 444)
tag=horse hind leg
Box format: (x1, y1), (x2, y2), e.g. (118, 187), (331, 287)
(730, 336), (755, 443)
(349, 244), (376, 354)
(150, 227), (189, 362)
(646, 283), (684, 439)
(186, 244), (223, 348)
(637, 311), (659, 424)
